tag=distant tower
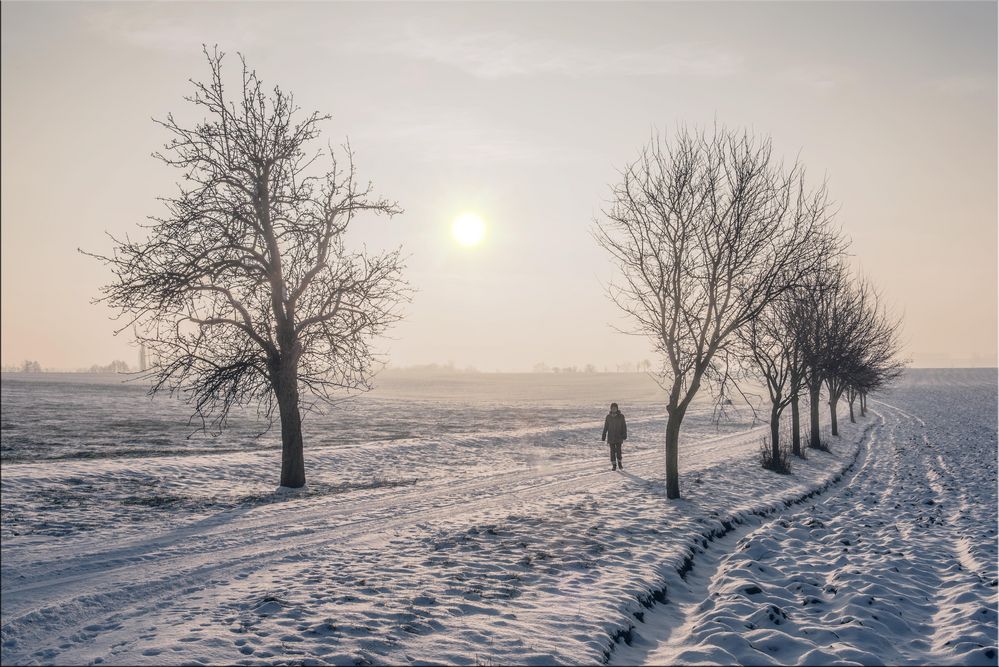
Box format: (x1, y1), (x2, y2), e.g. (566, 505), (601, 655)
(139, 344), (147, 372)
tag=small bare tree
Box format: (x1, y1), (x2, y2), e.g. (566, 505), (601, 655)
(86, 48), (408, 488)
(836, 279), (906, 423)
(738, 295), (800, 471)
(595, 126), (834, 499)
(821, 272), (882, 436)
(853, 321), (906, 416)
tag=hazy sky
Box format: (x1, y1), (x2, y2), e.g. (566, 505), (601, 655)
(2, 1), (996, 371)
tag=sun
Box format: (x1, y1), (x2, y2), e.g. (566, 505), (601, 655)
(451, 212), (487, 247)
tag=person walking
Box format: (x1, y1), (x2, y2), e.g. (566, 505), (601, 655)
(601, 402), (627, 470)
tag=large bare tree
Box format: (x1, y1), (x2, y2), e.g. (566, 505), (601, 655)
(595, 126), (835, 498)
(87, 48), (408, 488)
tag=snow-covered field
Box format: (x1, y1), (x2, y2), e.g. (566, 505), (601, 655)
(1, 369), (995, 665)
(613, 368), (998, 667)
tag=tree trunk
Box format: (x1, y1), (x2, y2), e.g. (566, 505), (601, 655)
(770, 405), (781, 463)
(808, 381), (822, 448)
(276, 369), (306, 488)
(860, 392), (866, 416)
(790, 392), (802, 457)
(665, 413), (682, 499)
(848, 395), (856, 423)
(828, 392), (839, 436)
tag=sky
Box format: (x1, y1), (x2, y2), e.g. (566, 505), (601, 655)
(2, 1), (996, 372)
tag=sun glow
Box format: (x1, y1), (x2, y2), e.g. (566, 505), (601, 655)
(451, 212), (487, 247)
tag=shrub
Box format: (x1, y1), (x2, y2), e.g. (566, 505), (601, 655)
(760, 436), (793, 474)
(808, 437), (831, 453)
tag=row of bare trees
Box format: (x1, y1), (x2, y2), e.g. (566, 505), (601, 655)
(596, 126), (904, 498)
(741, 260), (905, 472)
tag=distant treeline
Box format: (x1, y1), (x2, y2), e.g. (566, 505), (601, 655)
(383, 361), (656, 374)
(2, 360), (134, 373)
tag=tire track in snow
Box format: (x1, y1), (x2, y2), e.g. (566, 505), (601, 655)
(874, 400), (999, 662)
(614, 398), (997, 666)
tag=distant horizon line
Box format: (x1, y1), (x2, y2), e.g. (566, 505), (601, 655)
(2, 365), (997, 376)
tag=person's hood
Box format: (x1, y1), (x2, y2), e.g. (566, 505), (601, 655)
(608, 410), (623, 416)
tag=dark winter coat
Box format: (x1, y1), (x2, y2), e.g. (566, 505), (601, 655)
(602, 411), (627, 445)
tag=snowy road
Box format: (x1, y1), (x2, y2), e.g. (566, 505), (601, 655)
(3, 424), (752, 615)
(3, 418), (778, 665)
(612, 372), (998, 667)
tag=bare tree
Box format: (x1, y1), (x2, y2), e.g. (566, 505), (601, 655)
(738, 295), (800, 470)
(838, 279), (906, 422)
(821, 273), (881, 436)
(777, 280), (833, 456)
(595, 126), (835, 499)
(845, 374), (865, 422)
(853, 342), (906, 417)
(742, 200), (841, 461)
(798, 265), (906, 438)
(85, 48), (408, 488)
(795, 260), (847, 449)
(785, 296), (808, 457)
